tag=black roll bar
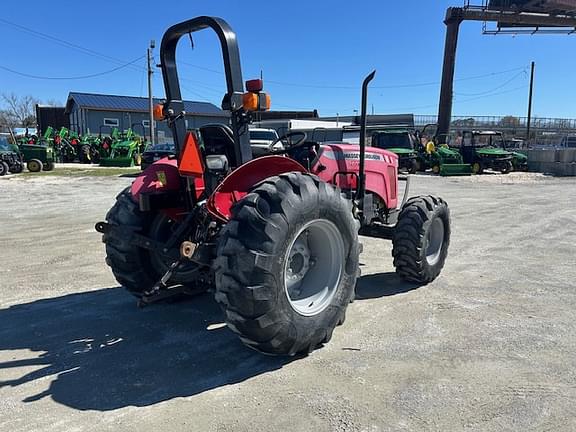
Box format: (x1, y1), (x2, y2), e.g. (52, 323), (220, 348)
(159, 16), (252, 165)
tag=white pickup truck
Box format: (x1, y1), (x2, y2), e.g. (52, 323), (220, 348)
(249, 128), (284, 156)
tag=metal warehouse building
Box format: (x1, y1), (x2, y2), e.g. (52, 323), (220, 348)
(65, 92), (229, 142)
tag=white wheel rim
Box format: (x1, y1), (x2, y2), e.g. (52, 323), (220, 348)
(284, 219), (345, 317)
(425, 218), (445, 266)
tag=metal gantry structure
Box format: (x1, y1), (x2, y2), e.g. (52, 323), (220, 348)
(437, 1), (576, 143)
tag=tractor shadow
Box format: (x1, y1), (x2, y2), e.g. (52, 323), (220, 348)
(0, 288), (293, 411)
(0, 273), (418, 412)
(355, 272), (424, 300)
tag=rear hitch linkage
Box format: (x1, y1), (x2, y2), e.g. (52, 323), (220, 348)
(137, 241), (198, 308)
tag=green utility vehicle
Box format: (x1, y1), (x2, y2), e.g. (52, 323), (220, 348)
(459, 131), (514, 174)
(419, 142), (472, 176)
(416, 124), (472, 176)
(0, 136), (24, 175)
(371, 129), (419, 173)
(99, 128), (144, 167)
(501, 138), (528, 171)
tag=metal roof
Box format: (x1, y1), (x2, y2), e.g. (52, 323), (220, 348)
(65, 92), (227, 116)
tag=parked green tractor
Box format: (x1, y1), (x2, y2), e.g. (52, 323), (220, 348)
(459, 131), (514, 174)
(371, 129), (419, 173)
(0, 136), (24, 175)
(99, 128), (144, 167)
(78, 131), (103, 164)
(52, 127), (79, 163)
(19, 144), (56, 172)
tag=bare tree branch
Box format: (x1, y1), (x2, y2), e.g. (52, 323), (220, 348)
(1, 93), (39, 127)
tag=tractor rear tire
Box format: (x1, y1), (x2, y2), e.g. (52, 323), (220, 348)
(214, 172), (360, 356)
(392, 196), (450, 284)
(103, 187), (206, 298)
(27, 159), (43, 173)
(0, 161), (8, 176)
(408, 159), (418, 174)
(43, 161), (55, 171)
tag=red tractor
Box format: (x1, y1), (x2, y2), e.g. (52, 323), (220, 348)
(96, 17), (451, 356)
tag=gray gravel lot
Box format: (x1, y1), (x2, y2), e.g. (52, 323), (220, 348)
(0, 171), (575, 431)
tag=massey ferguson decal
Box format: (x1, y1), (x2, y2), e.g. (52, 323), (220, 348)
(322, 150), (395, 164)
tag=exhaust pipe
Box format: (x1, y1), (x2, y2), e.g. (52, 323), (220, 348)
(358, 70), (376, 203)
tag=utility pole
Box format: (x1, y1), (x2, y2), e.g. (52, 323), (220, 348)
(147, 40), (156, 145)
(526, 61), (535, 145)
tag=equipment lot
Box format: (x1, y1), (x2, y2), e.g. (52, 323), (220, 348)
(1, 171), (575, 431)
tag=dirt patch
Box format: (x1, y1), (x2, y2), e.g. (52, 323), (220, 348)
(1, 174), (575, 431)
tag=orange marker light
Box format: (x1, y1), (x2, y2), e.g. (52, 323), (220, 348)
(242, 92), (259, 111)
(153, 104), (165, 121)
(263, 94), (271, 111)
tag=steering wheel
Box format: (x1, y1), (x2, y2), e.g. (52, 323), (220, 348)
(268, 131), (308, 154)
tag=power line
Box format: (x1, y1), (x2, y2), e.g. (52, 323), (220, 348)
(0, 17), (146, 73)
(0, 56), (145, 80)
(456, 84), (528, 104)
(179, 61), (527, 90)
(454, 69), (527, 96)
(370, 85), (529, 114)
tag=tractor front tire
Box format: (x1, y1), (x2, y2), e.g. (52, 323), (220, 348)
(214, 172), (360, 356)
(9, 161), (24, 174)
(500, 161), (513, 175)
(79, 145), (92, 164)
(27, 159), (43, 172)
(392, 196), (450, 284)
(409, 159), (418, 174)
(91, 149), (101, 164)
(103, 187), (206, 298)
(472, 162), (484, 175)
(0, 161), (8, 176)
(43, 161), (55, 171)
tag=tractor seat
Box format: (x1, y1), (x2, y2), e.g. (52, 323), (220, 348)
(199, 124), (238, 168)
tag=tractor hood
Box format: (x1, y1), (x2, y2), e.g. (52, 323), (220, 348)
(511, 151), (527, 162)
(436, 146), (460, 157)
(388, 148), (415, 156)
(115, 140), (138, 149)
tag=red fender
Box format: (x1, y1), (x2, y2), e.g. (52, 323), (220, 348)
(207, 155), (307, 222)
(130, 158), (205, 202)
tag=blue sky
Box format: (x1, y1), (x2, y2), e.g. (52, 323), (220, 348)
(1, 0), (574, 118)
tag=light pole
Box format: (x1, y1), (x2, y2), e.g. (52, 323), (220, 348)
(147, 40), (156, 145)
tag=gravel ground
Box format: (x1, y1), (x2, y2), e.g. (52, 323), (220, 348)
(0, 170), (575, 431)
